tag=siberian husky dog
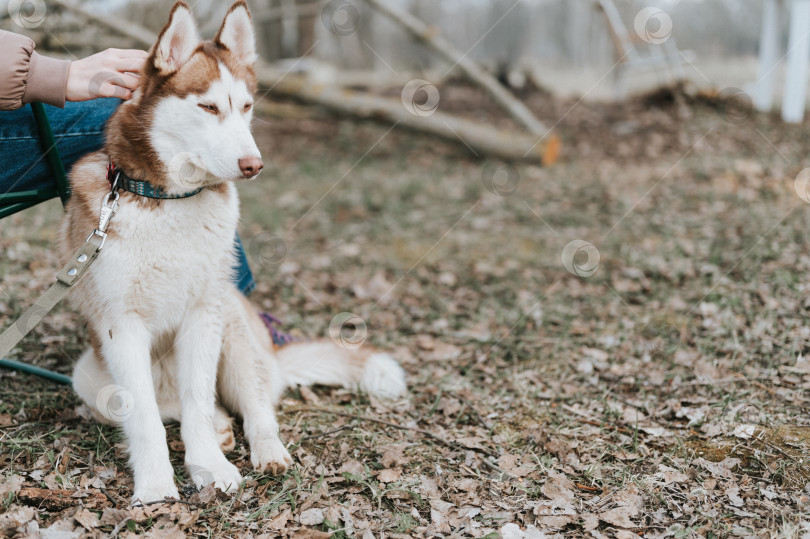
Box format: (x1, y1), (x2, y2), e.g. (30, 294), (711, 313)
(58, 1), (406, 504)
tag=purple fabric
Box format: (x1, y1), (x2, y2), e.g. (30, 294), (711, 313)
(259, 312), (297, 347)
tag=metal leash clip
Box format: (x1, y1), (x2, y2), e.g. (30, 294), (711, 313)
(85, 172), (121, 251)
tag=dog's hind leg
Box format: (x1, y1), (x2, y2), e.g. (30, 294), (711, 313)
(214, 405), (235, 453)
(73, 348), (118, 425)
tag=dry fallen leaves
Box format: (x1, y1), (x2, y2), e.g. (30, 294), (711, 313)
(3, 82), (810, 538)
(599, 484), (643, 529)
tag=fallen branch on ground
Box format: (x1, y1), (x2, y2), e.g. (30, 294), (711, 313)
(256, 68), (560, 164)
(287, 405), (499, 458)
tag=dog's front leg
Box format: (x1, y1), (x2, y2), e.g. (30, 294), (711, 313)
(98, 319), (179, 504)
(175, 304), (243, 493)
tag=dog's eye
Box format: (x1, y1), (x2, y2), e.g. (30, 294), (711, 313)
(243, 103), (253, 112)
(198, 103), (218, 114)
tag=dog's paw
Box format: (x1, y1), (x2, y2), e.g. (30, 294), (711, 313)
(187, 459), (243, 494)
(251, 436), (293, 475)
(131, 484), (180, 506)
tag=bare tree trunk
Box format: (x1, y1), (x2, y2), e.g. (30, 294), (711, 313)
(250, 0), (285, 61)
(295, 0), (318, 56)
(362, 0), (551, 139)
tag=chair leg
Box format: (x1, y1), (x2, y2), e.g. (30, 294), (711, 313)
(30, 103), (70, 206)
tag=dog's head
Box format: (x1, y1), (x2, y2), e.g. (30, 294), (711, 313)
(113, 1), (262, 191)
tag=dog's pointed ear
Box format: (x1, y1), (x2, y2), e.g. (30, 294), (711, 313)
(215, 1), (256, 65)
(153, 2), (200, 74)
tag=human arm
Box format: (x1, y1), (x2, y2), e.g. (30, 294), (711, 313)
(0, 30), (70, 110)
(0, 30), (148, 111)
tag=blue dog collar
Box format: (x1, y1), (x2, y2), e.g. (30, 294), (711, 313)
(107, 160), (204, 200)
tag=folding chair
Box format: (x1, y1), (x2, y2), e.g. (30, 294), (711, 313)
(0, 102), (70, 218)
(0, 102), (73, 384)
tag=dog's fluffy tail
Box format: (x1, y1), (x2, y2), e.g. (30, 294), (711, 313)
(229, 291), (407, 400)
(275, 340), (407, 400)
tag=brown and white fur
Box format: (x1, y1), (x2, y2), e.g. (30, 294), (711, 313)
(57, 2), (406, 505)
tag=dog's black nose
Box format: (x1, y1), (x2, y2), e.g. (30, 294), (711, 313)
(239, 156), (263, 178)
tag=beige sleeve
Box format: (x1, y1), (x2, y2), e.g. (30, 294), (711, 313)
(0, 30), (70, 111)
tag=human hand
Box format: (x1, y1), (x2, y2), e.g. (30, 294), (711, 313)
(66, 49), (149, 101)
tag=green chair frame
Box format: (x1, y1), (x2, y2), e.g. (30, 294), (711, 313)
(0, 102), (74, 385)
(0, 102), (70, 219)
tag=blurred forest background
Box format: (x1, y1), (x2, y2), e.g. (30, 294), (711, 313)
(3, 0), (810, 537)
(0, 0), (778, 98)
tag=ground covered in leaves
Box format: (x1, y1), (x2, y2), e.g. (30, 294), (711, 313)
(2, 83), (810, 537)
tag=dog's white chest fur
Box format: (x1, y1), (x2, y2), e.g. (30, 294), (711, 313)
(87, 182), (239, 332)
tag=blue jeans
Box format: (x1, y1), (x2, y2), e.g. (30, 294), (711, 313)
(0, 100), (256, 295)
